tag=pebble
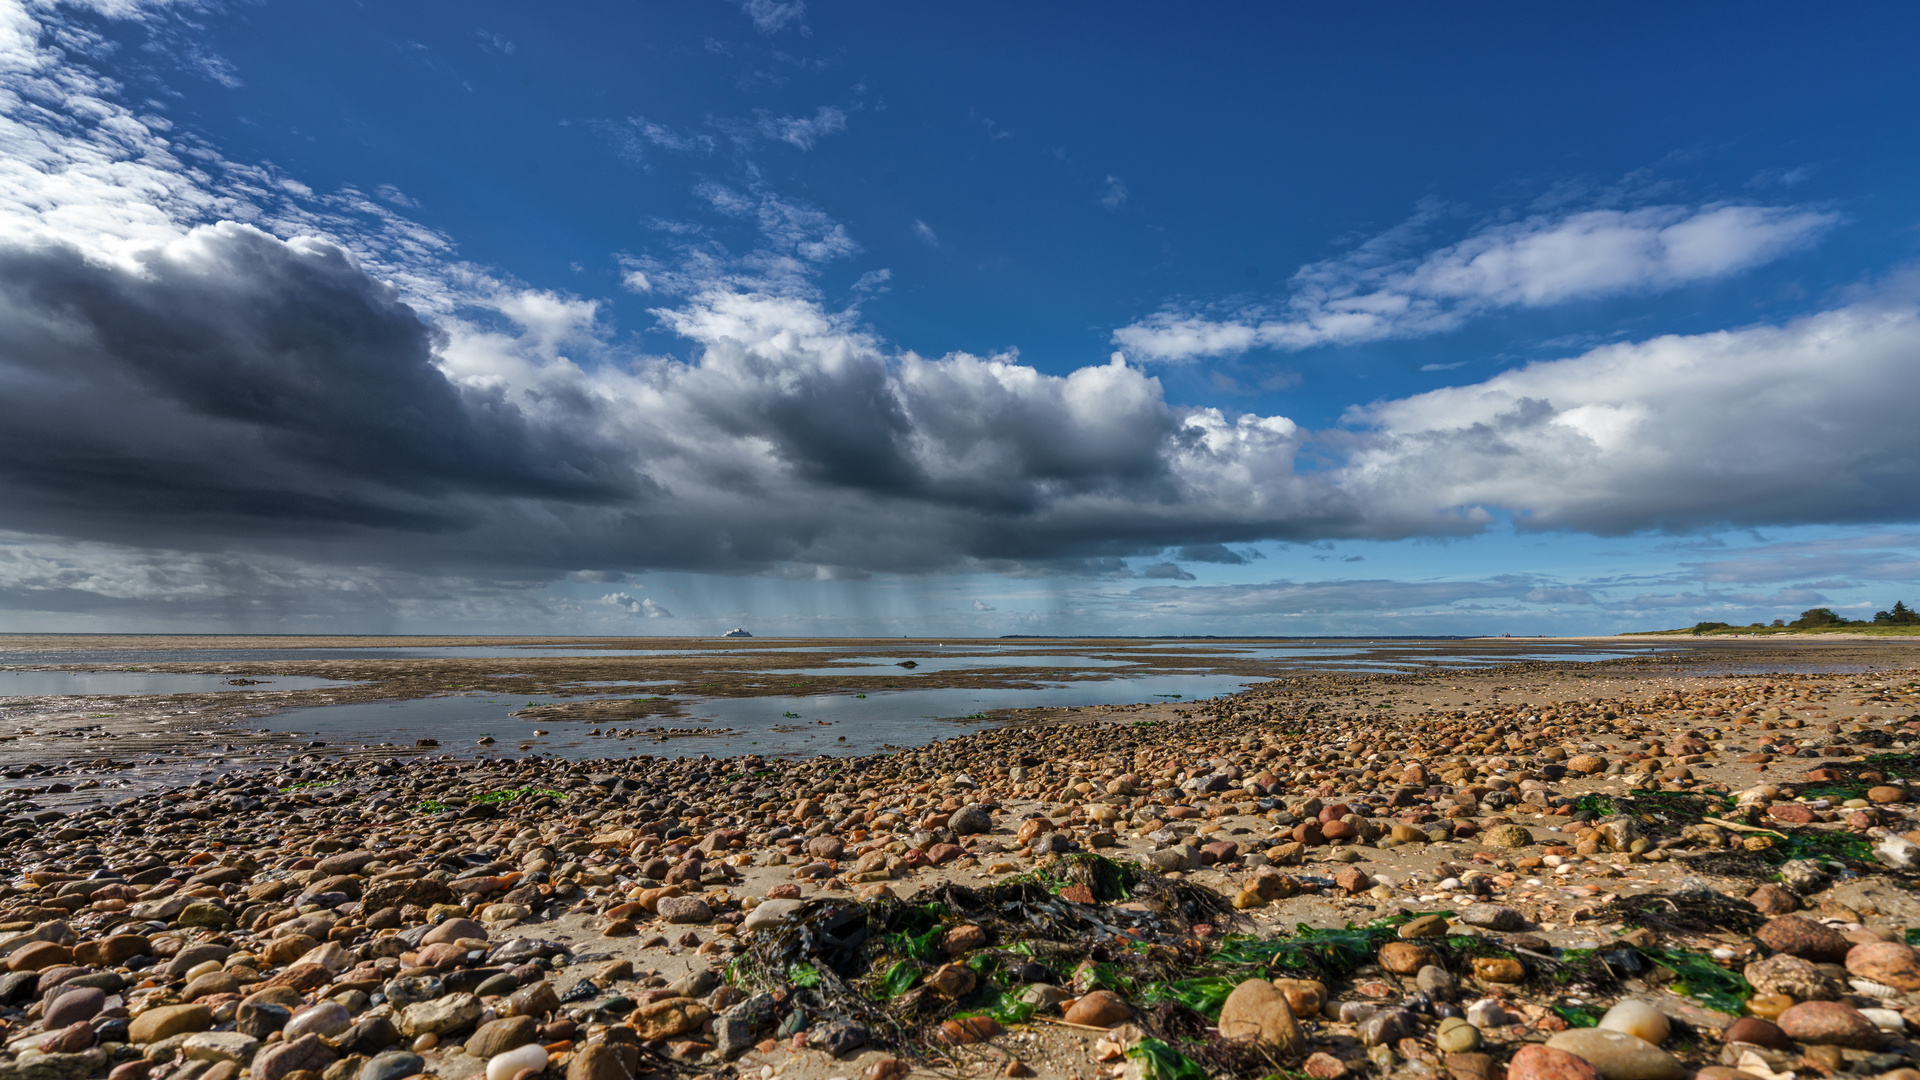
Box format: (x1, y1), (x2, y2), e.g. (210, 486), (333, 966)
(1270, 977), (1326, 1018)
(1435, 1016), (1480, 1053)
(1466, 998), (1520, 1028)
(1508, 1044), (1604, 1080)
(1063, 990), (1130, 1027)
(1722, 1017), (1792, 1050)
(1544, 1028), (1684, 1080)
(360, 1051), (427, 1080)
(1457, 904), (1525, 931)
(1754, 916), (1852, 963)
(1776, 1000), (1887, 1049)
(1378, 942), (1439, 975)
(1471, 956), (1524, 983)
(128, 1003), (213, 1045)
(1844, 940), (1920, 990)
(1357, 1008), (1413, 1047)
(1742, 954), (1841, 1001)
(1217, 979), (1303, 1054)
(1598, 1000), (1670, 1045)
(283, 1001), (351, 1040)
(1416, 965), (1459, 1000)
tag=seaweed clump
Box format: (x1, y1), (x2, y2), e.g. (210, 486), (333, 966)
(727, 855), (1237, 1059)
(1580, 887), (1765, 935)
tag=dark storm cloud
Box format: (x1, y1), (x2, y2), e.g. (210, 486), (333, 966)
(1176, 543), (1250, 564)
(0, 225), (632, 546)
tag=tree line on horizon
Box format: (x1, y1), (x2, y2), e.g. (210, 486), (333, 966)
(1692, 601), (1920, 634)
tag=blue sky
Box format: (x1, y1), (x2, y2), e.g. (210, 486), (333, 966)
(2, 1), (1919, 635)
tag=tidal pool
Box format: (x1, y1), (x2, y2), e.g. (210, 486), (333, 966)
(257, 671), (1257, 760)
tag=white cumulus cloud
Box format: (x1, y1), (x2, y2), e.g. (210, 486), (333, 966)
(1114, 202), (1839, 361)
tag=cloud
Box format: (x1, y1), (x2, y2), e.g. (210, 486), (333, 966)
(0, 224), (632, 547)
(616, 116), (709, 156)
(737, 0), (806, 35)
(1138, 563), (1196, 580)
(695, 183), (859, 268)
(1338, 300), (1920, 536)
(750, 105), (846, 150)
(1098, 175), (1127, 211)
(1175, 543), (1247, 565)
(603, 591), (672, 617)
(911, 219), (937, 246)
(1114, 201), (1839, 361)
(1675, 533), (1920, 585)
(1613, 587), (1829, 611)
(1124, 576), (1587, 615)
(971, 599), (994, 611)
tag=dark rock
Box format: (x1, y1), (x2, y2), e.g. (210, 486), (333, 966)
(237, 1003), (291, 1040)
(806, 1020), (869, 1057)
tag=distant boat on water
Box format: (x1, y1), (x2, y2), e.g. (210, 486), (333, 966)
(721, 627), (753, 638)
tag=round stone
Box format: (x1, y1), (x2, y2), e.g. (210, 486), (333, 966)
(1598, 1000), (1670, 1045)
(1544, 1028), (1684, 1080)
(1063, 990), (1130, 1027)
(1844, 941), (1920, 991)
(1507, 1044), (1603, 1080)
(1216, 979), (1303, 1055)
(1743, 953), (1842, 1000)
(1481, 824), (1534, 850)
(1776, 1001), (1886, 1049)
(1754, 916), (1852, 963)
(1436, 1017), (1480, 1053)
(1378, 942), (1439, 975)
(1723, 1018), (1791, 1050)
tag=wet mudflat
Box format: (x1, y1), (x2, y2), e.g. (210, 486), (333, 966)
(0, 636), (1674, 793)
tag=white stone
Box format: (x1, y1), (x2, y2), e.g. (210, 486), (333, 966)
(1871, 830), (1918, 870)
(1859, 1008), (1906, 1033)
(1598, 1000), (1670, 1045)
(1466, 998), (1518, 1029)
(486, 1045), (548, 1080)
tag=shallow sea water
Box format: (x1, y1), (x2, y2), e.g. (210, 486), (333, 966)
(3, 637), (1687, 764)
(0, 671), (355, 697)
(256, 671), (1259, 760)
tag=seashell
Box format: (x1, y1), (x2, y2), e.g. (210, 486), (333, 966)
(1848, 977), (1899, 998)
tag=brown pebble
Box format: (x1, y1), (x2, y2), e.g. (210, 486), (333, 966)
(1063, 989), (1130, 1027)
